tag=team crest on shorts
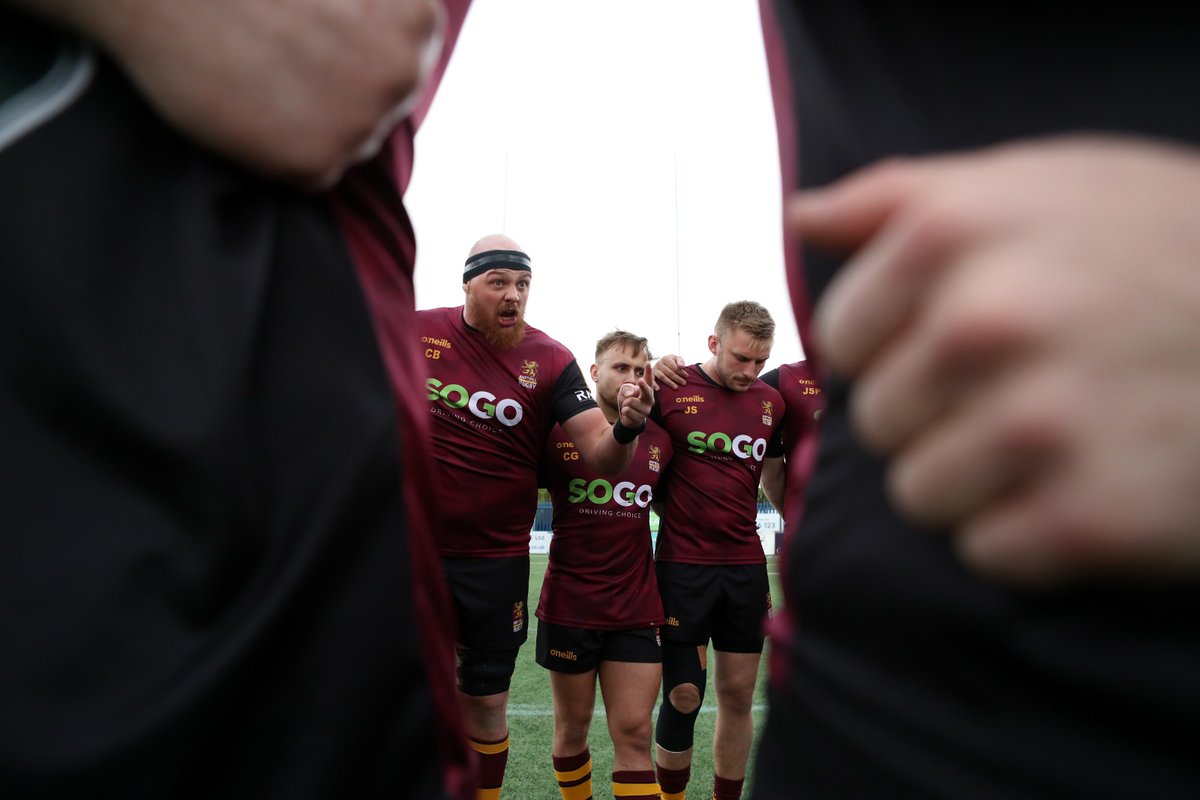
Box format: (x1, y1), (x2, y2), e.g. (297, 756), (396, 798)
(654, 626), (661, 647)
(512, 600), (525, 632)
(518, 360), (539, 389)
(648, 445), (662, 473)
(761, 400), (774, 426)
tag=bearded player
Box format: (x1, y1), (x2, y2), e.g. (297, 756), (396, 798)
(648, 301), (785, 800)
(417, 234), (654, 800)
(535, 330), (674, 800)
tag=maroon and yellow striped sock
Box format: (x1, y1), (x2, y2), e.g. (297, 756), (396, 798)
(468, 735), (510, 800)
(552, 748), (593, 800)
(613, 769), (659, 799)
(657, 763), (691, 800)
(712, 773), (744, 800)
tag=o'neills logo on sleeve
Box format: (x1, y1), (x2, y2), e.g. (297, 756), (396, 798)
(648, 444), (662, 473)
(518, 360), (539, 389)
(761, 400), (774, 426)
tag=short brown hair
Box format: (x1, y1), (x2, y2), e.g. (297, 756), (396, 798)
(715, 300), (775, 346)
(594, 330), (651, 362)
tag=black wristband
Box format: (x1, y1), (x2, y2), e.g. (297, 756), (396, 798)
(612, 418), (646, 444)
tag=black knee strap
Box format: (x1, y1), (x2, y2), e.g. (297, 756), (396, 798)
(656, 642), (707, 752)
(457, 646), (519, 696)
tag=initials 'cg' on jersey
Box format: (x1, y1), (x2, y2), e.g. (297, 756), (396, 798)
(426, 377), (525, 427)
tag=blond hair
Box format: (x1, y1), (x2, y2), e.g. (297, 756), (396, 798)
(594, 330), (651, 361)
(715, 300), (775, 346)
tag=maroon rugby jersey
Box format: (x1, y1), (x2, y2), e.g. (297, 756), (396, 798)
(536, 422), (673, 629)
(761, 360), (823, 526)
(651, 366), (785, 565)
(418, 306), (597, 556)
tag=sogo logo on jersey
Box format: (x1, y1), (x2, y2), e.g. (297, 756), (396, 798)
(426, 378), (524, 427)
(686, 430), (768, 460)
(567, 478), (653, 508)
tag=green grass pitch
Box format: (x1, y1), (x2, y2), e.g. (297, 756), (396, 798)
(502, 554), (783, 799)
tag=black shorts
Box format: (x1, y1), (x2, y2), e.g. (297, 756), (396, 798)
(656, 562), (770, 653)
(443, 555), (531, 652)
(535, 621), (662, 674)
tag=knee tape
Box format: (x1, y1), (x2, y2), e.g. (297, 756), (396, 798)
(655, 642), (707, 752)
(457, 647), (519, 696)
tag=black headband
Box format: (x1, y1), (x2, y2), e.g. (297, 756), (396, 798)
(463, 249), (532, 282)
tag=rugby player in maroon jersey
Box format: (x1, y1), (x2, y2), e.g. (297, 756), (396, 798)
(535, 330), (673, 800)
(665, 356), (824, 740)
(417, 235), (655, 800)
(754, 360), (822, 531)
(667, 358), (822, 531)
(647, 302), (786, 800)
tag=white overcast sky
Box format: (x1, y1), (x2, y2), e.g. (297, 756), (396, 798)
(407, 0), (805, 373)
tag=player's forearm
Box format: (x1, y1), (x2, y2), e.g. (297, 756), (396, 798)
(562, 407), (638, 477)
(761, 457), (786, 515)
(7, 0), (440, 186)
(585, 424), (637, 476)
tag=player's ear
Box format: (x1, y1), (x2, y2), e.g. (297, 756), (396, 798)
(590, 363), (600, 382)
(708, 334), (720, 356)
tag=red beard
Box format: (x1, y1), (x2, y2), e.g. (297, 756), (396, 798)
(467, 295), (527, 350)
(482, 318), (526, 350)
